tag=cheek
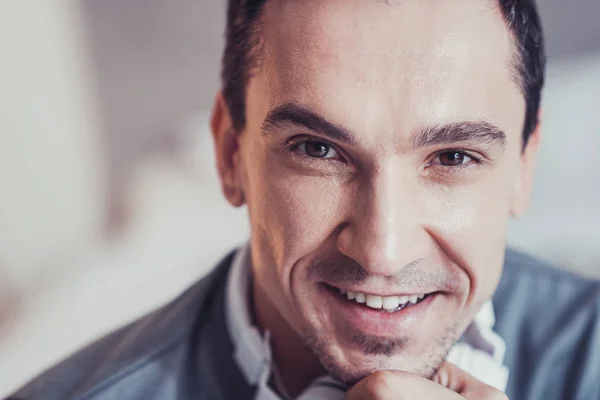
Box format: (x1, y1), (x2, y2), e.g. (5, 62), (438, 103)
(244, 147), (346, 290)
(423, 171), (515, 302)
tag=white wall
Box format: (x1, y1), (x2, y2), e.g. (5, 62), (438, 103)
(507, 52), (600, 277)
(0, 0), (105, 291)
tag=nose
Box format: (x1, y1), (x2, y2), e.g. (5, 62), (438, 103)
(337, 165), (429, 277)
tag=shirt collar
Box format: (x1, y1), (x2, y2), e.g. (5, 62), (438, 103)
(225, 243), (272, 385)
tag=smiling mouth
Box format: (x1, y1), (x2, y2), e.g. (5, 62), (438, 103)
(333, 286), (431, 313)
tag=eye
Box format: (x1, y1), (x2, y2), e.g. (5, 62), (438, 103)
(432, 150), (475, 167)
(296, 141), (339, 159)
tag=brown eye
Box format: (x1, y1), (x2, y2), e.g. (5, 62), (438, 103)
(298, 141), (338, 159)
(435, 151), (472, 166)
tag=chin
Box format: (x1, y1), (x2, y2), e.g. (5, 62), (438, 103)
(303, 330), (457, 387)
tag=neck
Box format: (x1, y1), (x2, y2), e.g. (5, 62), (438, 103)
(252, 276), (326, 398)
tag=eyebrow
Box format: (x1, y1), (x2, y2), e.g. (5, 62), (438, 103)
(262, 103), (507, 150)
(262, 103), (358, 145)
(412, 121), (507, 150)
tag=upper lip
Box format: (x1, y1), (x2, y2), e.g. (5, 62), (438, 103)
(326, 283), (434, 297)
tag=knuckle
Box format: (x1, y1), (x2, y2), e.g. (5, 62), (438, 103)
(364, 371), (394, 397)
(369, 370), (395, 386)
(356, 370), (407, 399)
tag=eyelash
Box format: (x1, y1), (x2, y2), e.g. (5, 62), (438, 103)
(428, 149), (483, 168)
(286, 136), (346, 163)
(424, 149), (484, 185)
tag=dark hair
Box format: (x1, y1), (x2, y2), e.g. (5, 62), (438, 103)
(221, 0), (546, 145)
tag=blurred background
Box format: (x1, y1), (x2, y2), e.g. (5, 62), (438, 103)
(0, 0), (598, 396)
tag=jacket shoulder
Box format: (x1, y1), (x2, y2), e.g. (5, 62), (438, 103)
(9, 252), (234, 400)
(494, 249), (600, 400)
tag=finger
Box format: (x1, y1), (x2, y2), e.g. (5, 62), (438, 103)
(346, 370), (464, 400)
(433, 362), (509, 399)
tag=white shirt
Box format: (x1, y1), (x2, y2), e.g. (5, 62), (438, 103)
(225, 244), (509, 400)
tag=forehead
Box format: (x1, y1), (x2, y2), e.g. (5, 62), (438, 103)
(253, 0), (525, 146)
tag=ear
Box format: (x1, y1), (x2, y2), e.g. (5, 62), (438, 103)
(510, 114), (542, 216)
(210, 92), (245, 207)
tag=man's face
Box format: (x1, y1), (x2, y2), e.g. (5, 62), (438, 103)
(216, 0), (536, 385)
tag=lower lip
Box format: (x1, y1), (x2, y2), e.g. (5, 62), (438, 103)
(320, 284), (438, 337)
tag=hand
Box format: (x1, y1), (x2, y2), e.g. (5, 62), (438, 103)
(345, 362), (508, 399)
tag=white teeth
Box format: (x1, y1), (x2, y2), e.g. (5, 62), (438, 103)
(355, 293), (366, 303)
(366, 294), (383, 309)
(339, 289), (428, 310)
(382, 296), (400, 310)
